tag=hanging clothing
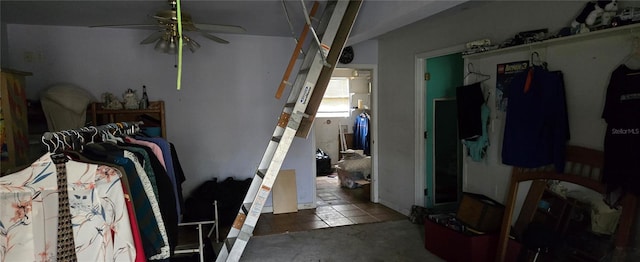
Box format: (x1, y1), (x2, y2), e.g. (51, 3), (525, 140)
(353, 112), (370, 155)
(502, 66), (570, 172)
(1, 122), (189, 261)
(0, 153), (136, 261)
(82, 143), (168, 259)
(462, 103), (491, 161)
(123, 144), (179, 253)
(456, 82), (485, 140)
(135, 137), (185, 219)
(602, 65), (640, 196)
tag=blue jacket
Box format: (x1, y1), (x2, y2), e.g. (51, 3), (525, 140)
(502, 66), (569, 172)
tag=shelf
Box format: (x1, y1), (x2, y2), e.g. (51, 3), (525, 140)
(88, 101), (166, 138)
(464, 23), (640, 59)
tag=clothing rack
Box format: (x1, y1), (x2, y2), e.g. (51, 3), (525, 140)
(41, 121), (143, 153)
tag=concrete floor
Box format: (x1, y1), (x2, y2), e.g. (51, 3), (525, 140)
(240, 219), (443, 262)
(174, 176), (640, 261)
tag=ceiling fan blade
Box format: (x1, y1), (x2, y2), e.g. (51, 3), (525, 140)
(90, 24), (161, 30)
(195, 24), (246, 34)
(140, 31), (164, 45)
(200, 32), (229, 44)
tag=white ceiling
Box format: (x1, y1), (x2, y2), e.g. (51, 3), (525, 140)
(1, 0), (467, 45)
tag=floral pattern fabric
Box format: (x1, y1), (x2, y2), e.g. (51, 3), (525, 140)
(0, 153), (136, 262)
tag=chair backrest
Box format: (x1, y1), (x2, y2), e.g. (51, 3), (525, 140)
(563, 145), (604, 181)
(510, 145), (606, 194)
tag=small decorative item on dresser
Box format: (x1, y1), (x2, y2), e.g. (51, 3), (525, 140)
(123, 89), (139, 109)
(101, 92), (123, 110)
(139, 85), (149, 109)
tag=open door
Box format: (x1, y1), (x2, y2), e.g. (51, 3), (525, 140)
(425, 53), (463, 209)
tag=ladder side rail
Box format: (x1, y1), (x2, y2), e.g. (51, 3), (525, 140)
(296, 0), (363, 138)
(275, 1), (320, 99)
(289, 0), (349, 116)
(300, 0), (330, 66)
(282, 1), (338, 108)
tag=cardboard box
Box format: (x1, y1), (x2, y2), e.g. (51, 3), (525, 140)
(456, 192), (504, 233)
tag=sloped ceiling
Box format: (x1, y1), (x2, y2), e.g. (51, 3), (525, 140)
(1, 0), (467, 45)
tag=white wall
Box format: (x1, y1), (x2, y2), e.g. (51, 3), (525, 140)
(4, 24), (315, 207)
(375, 0), (632, 215)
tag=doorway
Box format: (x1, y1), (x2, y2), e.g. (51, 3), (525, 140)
(312, 65), (378, 205)
(414, 46), (465, 209)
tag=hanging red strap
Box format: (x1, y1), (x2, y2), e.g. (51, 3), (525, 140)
(524, 68), (534, 93)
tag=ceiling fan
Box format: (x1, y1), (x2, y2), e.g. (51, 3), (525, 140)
(93, 0), (246, 54)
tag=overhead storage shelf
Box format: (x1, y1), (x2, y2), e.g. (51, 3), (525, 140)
(464, 23), (640, 59)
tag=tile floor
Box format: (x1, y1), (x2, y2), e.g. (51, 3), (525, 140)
(252, 175), (407, 236)
(173, 175), (408, 260)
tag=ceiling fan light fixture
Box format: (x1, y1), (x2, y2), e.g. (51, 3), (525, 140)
(183, 35), (200, 53)
(167, 37), (178, 54)
(113, 0), (238, 55)
(154, 38), (168, 53)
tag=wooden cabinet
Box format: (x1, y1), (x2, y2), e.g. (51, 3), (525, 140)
(1, 68), (32, 174)
(88, 100), (166, 138)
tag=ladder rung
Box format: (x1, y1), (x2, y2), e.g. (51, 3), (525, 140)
(271, 136), (282, 143)
(298, 67), (310, 75)
(257, 169), (266, 179)
(241, 203), (252, 215)
(224, 237), (236, 252)
(285, 102), (296, 108)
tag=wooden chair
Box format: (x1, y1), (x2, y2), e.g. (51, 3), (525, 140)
(496, 145), (637, 261)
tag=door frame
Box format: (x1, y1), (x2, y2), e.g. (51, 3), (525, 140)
(414, 45), (465, 207)
(312, 63), (379, 204)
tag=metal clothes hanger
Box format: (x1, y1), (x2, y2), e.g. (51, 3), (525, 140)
(530, 52), (548, 69)
(41, 134), (52, 153)
(464, 63), (491, 84)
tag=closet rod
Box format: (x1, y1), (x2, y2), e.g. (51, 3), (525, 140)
(41, 121), (144, 152)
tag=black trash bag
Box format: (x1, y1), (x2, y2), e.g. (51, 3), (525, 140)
(183, 177), (252, 228)
(316, 148), (330, 159)
(316, 148), (332, 175)
(215, 177), (252, 228)
(182, 178), (219, 222)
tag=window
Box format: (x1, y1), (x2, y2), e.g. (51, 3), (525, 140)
(317, 77), (350, 117)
